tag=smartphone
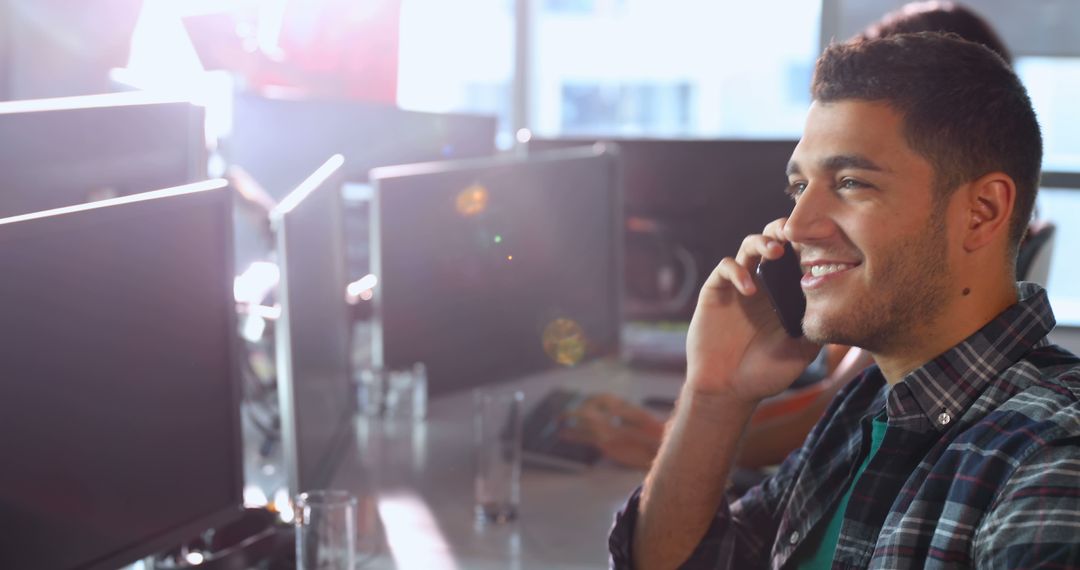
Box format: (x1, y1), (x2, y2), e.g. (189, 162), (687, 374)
(755, 241), (806, 337)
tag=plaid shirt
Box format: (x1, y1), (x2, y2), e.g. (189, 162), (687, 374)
(610, 283), (1080, 569)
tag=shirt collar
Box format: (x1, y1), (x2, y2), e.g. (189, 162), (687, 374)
(885, 282), (1056, 432)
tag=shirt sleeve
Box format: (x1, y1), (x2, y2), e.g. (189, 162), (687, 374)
(607, 437), (813, 569)
(972, 435), (1080, 568)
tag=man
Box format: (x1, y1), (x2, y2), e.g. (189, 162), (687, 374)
(561, 1), (1024, 481)
(609, 33), (1080, 569)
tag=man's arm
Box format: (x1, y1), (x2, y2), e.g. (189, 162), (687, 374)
(632, 387), (759, 568)
(631, 221), (820, 569)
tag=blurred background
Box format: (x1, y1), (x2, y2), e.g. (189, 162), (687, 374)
(5, 0), (1076, 323)
(1, 0), (1075, 154)
(4, 2), (1080, 568)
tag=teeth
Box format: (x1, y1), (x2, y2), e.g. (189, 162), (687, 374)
(810, 264), (852, 277)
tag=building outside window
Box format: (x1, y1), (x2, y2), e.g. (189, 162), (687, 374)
(396, 0), (821, 145)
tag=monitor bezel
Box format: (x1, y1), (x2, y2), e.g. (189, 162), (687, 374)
(0, 93), (208, 219)
(0, 179), (245, 570)
(368, 144), (624, 391)
(270, 154), (355, 497)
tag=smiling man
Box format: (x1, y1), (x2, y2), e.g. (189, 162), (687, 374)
(608, 33), (1080, 569)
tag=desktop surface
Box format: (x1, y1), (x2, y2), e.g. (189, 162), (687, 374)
(245, 360), (680, 569)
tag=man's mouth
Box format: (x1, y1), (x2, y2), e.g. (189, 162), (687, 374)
(806, 263), (857, 277)
(800, 260), (861, 288)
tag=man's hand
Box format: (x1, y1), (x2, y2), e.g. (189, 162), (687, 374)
(685, 218), (821, 404)
(631, 219), (823, 570)
(559, 393), (665, 469)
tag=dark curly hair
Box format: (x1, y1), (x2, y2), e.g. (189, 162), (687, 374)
(813, 32), (1041, 251)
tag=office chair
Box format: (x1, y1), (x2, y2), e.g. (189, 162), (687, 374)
(1017, 220), (1055, 285)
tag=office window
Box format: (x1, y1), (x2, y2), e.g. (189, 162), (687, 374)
(560, 82), (695, 135)
(544, 0), (628, 15)
(1016, 57), (1080, 172)
(530, 0), (820, 138)
(1018, 58), (1080, 327)
(396, 0), (515, 147)
(397, 0), (821, 145)
(1036, 188), (1080, 326)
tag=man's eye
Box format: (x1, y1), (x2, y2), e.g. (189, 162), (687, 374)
(838, 178), (868, 190)
(785, 182), (807, 201)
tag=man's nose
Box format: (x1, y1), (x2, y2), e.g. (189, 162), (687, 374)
(783, 183), (835, 244)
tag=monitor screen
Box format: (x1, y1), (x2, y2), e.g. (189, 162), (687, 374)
(371, 146), (622, 395)
(226, 93), (497, 199)
(0, 181), (242, 570)
(271, 155), (355, 496)
(527, 137), (796, 319)
(0, 93), (206, 219)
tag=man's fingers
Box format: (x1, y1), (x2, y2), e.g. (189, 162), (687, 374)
(762, 218), (788, 241)
(735, 234), (786, 267)
(701, 218), (794, 299)
(708, 257), (757, 296)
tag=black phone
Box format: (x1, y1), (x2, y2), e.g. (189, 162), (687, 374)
(755, 241), (806, 337)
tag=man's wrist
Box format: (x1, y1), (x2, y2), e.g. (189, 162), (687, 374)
(677, 382), (759, 426)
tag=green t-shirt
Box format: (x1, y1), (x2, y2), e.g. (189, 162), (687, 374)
(795, 413), (889, 569)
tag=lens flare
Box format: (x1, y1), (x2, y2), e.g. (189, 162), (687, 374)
(243, 484), (269, 508)
(234, 261), (280, 304)
(455, 184), (489, 217)
(274, 488), (294, 523)
(347, 273), (378, 304)
(542, 318), (587, 366)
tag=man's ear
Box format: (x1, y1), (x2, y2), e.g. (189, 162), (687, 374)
(961, 172), (1015, 253)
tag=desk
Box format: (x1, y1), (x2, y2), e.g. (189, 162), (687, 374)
(252, 360), (682, 569)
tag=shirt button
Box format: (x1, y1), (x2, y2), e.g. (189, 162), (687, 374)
(938, 412), (952, 426)
(789, 531), (800, 545)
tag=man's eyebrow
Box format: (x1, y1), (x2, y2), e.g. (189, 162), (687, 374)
(786, 160), (801, 177)
(786, 154), (889, 178)
(821, 154), (888, 173)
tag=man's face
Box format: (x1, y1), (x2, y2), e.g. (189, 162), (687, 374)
(784, 100), (955, 352)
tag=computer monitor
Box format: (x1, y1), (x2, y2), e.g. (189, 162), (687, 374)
(0, 92), (207, 219)
(527, 137), (796, 319)
(0, 180), (243, 570)
(225, 93), (498, 199)
(270, 155), (354, 496)
(370, 145), (622, 395)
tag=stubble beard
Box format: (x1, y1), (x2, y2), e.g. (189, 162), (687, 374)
(802, 210), (951, 353)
